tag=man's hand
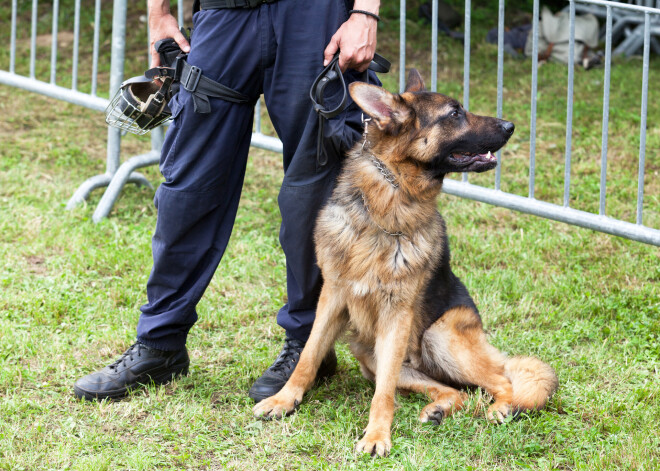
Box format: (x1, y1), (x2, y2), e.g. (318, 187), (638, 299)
(148, 0), (190, 68)
(323, 2), (380, 73)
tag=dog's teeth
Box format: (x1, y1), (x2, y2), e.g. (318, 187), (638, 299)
(487, 151), (494, 160)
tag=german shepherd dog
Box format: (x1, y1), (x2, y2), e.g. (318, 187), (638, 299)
(254, 70), (558, 456)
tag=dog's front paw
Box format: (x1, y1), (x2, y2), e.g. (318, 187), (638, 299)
(355, 430), (391, 457)
(252, 392), (302, 419)
(487, 402), (512, 424)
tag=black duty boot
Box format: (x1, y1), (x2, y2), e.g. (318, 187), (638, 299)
(248, 337), (337, 402)
(73, 342), (190, 401)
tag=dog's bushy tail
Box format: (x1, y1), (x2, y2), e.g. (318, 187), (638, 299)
(504, 356), (558, 412)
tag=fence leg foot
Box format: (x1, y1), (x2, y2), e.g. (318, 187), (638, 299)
(66, 173), (113, 210)
(92, 150), (160, 223)
(127, 171), (154, 190)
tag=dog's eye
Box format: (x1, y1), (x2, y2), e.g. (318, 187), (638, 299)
(450, 110), (459, 118)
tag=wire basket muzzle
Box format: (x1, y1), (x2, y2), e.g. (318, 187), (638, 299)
(105, 78), (172, 135)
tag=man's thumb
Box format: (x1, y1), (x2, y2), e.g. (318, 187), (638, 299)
(323, 36), (339, 66)
(174, 31), (190, 53)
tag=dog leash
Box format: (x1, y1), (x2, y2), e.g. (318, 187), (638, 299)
(309, 52), (390, 167)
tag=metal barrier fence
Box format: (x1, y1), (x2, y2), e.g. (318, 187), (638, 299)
(1, 0), (659, 246)
(0, 0), (167, 221)
(392, 0), (660, 246)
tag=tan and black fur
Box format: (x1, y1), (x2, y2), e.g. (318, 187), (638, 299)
(253, 70), (558, 457)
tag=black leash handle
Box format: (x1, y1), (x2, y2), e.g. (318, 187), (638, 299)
(310, 54), (345, 166)
(309, 53), (347, 121)
(310, 52), (390, 167)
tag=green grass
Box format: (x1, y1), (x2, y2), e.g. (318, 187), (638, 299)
(1, 1), (660, 470)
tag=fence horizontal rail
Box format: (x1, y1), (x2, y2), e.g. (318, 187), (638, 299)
(0, 70), (108, 111)
(442, 179), (660, 246)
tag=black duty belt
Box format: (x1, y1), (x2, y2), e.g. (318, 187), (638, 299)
(199, 0), (277, 9)
(310, 52), (390, 166)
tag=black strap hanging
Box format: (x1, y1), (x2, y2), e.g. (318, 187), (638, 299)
(309, 52), (390, 166)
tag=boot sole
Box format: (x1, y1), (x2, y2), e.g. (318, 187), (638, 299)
(74, 362), (190, 401)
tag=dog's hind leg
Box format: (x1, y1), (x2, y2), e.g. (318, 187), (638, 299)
(353, 349), (466, 425)
(398, 366), (468, 424)
(422, 306), (514, 423)
(253, 282), (348, 419)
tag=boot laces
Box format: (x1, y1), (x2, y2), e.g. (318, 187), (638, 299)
(268, 338), (305, 376)
(108, 342), (145, 371)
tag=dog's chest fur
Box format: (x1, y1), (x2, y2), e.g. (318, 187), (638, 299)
(314, 154), (444, 344)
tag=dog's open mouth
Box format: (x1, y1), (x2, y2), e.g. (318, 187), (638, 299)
(445, 150), (499, 173)
(449, 150), (497, 165)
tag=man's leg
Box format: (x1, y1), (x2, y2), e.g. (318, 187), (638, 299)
(248, 0), (380, 401)
(74, 8), (263, 400)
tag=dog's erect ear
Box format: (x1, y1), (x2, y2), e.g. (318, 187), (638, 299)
(349, 82), (410, 131)
(405, 69), (426, 93)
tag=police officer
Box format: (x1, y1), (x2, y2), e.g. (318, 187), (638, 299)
(74, 0), (381, 401)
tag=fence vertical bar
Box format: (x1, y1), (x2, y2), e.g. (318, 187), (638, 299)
(462, 0), (471, 182)
(599, 5), (613, 216)
(151, 127), (164, 165)
(400, 0), (406, 92)
(255, 100), (262, 134)
(10, 0), (17, 74)
(30, 0), (37, 78)
(178, 0), (184, 27)
(564, 0), (576, 208)
(637, 12), (650, 225)
(529, 0), (539, 199)
(431, 0), (438, 92)
(495, 0), (504, 190)
(106, 0), (127, 176)
(50, 0), (60, 84)
(72, 0), (81, 90)
(91, 0), (101, 96)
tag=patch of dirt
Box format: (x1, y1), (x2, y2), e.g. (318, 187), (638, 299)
(35, 31), (75, 48)
(25, 254), (47, 275)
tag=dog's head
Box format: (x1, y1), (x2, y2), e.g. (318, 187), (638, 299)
(349, 69), (514, 176)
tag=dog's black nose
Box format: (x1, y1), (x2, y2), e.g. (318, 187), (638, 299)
(502, 121), (515, 135)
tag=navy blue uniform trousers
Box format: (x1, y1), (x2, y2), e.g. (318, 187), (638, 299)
(136, 0), (379, 351)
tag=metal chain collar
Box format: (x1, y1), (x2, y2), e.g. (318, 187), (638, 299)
(361, 115), (399, 189)
(360, 191), (406, 238)
(369, 156), (399, 189)
(358, 114), (404, 238)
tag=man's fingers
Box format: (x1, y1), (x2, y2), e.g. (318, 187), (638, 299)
(338, 51), (351, 73)
(323, 35), (339, 66)
(148, 13), (189, 69)
(355, 61), (369, 73)
(173, 31), (191, 53)
(150, 50), (161, 69)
